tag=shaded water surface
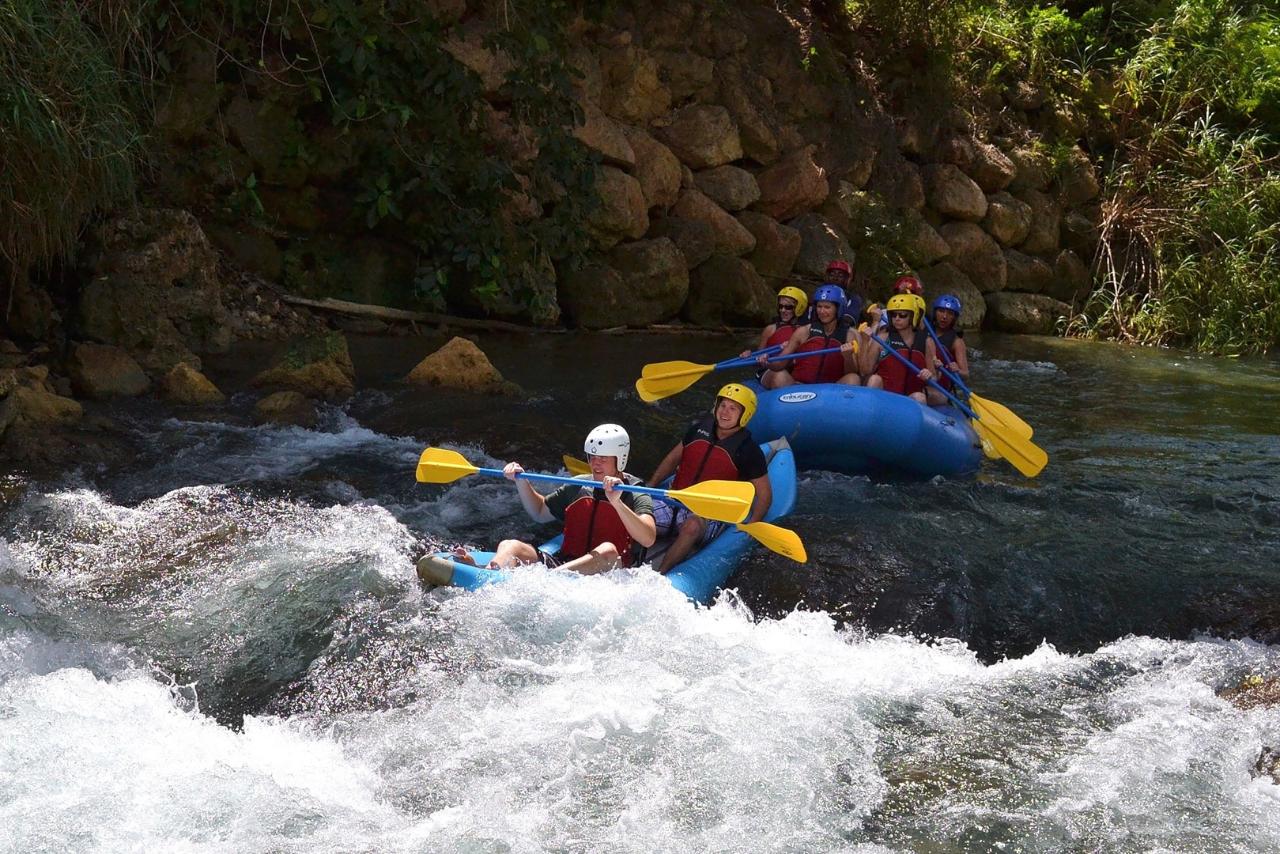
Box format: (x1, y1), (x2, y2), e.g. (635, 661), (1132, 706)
(2, 331), (1278, 851)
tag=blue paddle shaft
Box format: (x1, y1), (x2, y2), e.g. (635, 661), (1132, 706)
(869, 334), (979, 420)
(717, 344), (783, 370)
(764, 345), (846, 364)
(922, 317), (971, 396)
(473, 467), (676, 500)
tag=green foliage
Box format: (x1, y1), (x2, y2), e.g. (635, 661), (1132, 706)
(0, 0), (145, 289)
(151, 0), (595, 322)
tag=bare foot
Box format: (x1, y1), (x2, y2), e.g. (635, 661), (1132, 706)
(451, 547), (478, 566)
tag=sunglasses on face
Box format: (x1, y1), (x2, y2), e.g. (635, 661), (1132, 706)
(888, 311), (912, 319)
(777, 301), (797, 311)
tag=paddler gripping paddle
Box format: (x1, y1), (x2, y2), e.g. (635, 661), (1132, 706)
(561, 453), (805, 562)
(867, 336), (1048, 478)
(417, 447), (754, 524)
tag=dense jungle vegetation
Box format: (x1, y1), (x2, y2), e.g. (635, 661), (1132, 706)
(3, 0), (1278, 353)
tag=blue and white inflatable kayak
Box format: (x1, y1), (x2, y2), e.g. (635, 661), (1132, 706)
(746, 382), (982, 478)
(416, 439), (797, 603)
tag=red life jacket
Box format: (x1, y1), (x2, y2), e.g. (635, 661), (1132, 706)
(672, 416), (751, 489)
(790, 320), (851, 384)
(765, 322), (799, 350)
(560, 487), (636, 566)
(876, 328), (928, 395)
(932, 326), (962, 391)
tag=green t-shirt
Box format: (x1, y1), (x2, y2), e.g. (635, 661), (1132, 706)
(543, 472), (654, 521)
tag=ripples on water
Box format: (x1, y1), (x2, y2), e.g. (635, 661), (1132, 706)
(1, 333), (1279, 851)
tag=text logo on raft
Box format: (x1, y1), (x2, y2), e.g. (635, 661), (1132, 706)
(778, 391), (817, 403)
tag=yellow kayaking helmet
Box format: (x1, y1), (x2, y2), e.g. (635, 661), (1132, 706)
(715, 383), (757, 427)
(886, 293), (922, 327)
(777, 285), (808, 318)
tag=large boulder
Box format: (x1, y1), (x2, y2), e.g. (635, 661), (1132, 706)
(77, 209), (230, 375)
(868, 153), (925, 211)
(442, 30), (513, 96)
(622, 126), (681, 211)
(738, 212), (801, 280)
(982, 191), (1034, 247)
(983, 292), (1071, 335)
(67, 343), (151, 399)
(684, 255), (774, 326)
(573, 103), (636, 169)
(558, 239), (689, 329)
(1047, 249), (1093, 303)
(1016, 189), (1061, 255)
(251, 332), (356, 400)
(647, 217), (716, 269)
(1007, 148), (1050, 193)
(923, 164), (988, 221)
(900, 210), (952, 268)
(657, 104), (743, 170)
(1056, 147), (1100, 206)
(716, 58), (781, 166)
(160, 362), (226, 405)
(253, 390), (317, 427)
(753, 145), (829, 221)
(943, 138), (1017, 192)
(1062, 209), (1101, 259)
(694, 165), (761, 212)
(919, 263), (986, 330)
(1004, 249), (1054, 294)
(652, 49), (716, 102)
(405, 337), (519, 395)
(789, 213), (853, 279)
(223, 96), (308, 188)
(600, 46), (671, 124)
(0, 385), (82, 439)
(671, 189), (756, 256)
(939, 222), (1007, 293)
(586, 166), (649, 249)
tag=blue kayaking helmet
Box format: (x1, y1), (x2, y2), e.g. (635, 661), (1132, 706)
(931, 294), (962, 316)
(811, 284), (847, 320)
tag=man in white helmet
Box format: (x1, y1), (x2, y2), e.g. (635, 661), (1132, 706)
(455, 424), (657, 575)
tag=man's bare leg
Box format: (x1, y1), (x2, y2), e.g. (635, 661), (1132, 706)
(652, 515), (705, 573)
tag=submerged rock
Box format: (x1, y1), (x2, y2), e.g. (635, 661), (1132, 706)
(254, 390), (317, 428)
(251, 332), (356, 400)
(405, 337), (520, 395)
(160, 363), (226, 406)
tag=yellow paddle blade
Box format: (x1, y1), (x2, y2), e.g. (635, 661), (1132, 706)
(738, 521), (807, 562)
(635, 369), (710, 403)
(415, 447), (479, 484)
(980, 434), (1000, 459)
(667, 479), (755, 523)
(642, 358), (713, 378)
(974, 419), (1048, 478)
(563, 454), (591, 476)
(970, 394), (1034, 440)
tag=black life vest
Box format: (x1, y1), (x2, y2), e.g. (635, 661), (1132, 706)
(932, 326), (963, 391)
(672, 415), (752, 489)
(790, 320), (851, 384)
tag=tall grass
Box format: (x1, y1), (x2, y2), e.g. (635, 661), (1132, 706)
(0, 0), (146, 303)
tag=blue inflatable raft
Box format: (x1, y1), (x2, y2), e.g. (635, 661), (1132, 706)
(416, 439), (797, 603)
(745, 382), (982, 478)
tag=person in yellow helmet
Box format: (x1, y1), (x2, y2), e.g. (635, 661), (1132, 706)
(645, 383), (772, 573)
(863, 293), (934, 403)
(740, 286), (809, 376)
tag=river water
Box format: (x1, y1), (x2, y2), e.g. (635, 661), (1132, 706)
(2, 331), (1279, 851)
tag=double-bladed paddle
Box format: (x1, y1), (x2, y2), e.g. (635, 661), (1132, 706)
(867, 335), (1048, 477)
(636, 345), (850, 402)
(561, 452), (805, 562)
(417, 447), (754, 524)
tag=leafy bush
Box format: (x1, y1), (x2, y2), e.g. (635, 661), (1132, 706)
(0, 0), (144, 298)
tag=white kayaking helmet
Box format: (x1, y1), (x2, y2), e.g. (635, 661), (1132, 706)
(584, 423), (630, 471)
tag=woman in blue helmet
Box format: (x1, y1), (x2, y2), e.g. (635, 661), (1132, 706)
(924, 294), (969, 406)
(758, 283), (861, 388)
